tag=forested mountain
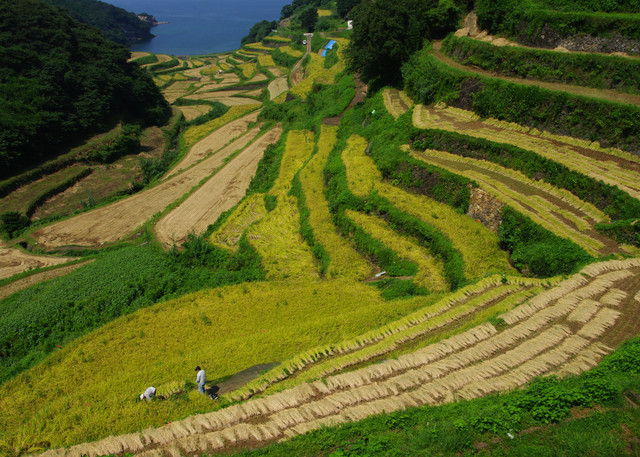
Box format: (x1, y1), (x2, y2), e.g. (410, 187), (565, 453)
(46, 0), (154, 45)
(0, 0), (171, 178)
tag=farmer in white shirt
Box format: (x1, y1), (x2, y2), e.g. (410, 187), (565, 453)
(140, 386), (156, 401)
(195, 366), (206, 394)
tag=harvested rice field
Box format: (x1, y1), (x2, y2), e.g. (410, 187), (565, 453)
(7, 19), (640, 457)
(0, 242), (75, 280)
(411, 148), (618, 256)
(177, 105), (212, 122)
(155, 125), (282, 247)
(30, 259), (640, 457)
(412, 104), (640, 200)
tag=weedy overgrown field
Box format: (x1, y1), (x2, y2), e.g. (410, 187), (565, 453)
(3, 1), (640, 456)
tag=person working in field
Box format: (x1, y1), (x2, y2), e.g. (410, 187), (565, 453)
(195, 365), (218, 400)
(140, 386), (156, 401)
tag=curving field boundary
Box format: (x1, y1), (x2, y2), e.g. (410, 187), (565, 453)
(36, 258), (640, 457)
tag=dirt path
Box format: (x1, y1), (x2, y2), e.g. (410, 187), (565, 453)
(430, 43), (640, 107)
(154, 125), (282, 247)
(36, 259), (640, 457)
(31, 113), (260, 250)
(0, 260), (92, 300)
(0, 242), (76, 281)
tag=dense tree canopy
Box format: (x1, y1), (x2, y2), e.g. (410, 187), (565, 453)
(336, 0), (361, 18)
(0, 0), (171, 178)
(241, 20), (278, 45)
(346, 0), (461, 86)
(299, 7), (319, 32)
(46, 0), (153, 45)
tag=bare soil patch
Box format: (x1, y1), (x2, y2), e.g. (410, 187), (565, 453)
(155, 125), (282, 247)
(0, 243), (75, 281)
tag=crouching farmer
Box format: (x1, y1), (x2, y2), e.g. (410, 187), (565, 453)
(140, 386), (156, 402)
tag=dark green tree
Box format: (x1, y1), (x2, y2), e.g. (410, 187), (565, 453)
(0, 0), (171, 178)
(346, 0), (461, 86)
(0, 212), (29, 238)
(299, 6), (319, 32)
(336, 0), (360, 18)
(346, 0), (432, 86)
(280, 4), (294, 19)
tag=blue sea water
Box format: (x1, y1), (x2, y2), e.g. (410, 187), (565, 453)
(106, 0), (288, 56)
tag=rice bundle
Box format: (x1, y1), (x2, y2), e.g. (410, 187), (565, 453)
(578, 307), (621, 339)
(552, 342), (612, 377)
(269, 408), (308, 429)
(600, 288), (627, 307)
(500, 274), (586, 324)
(566, 299), (600, 323)
(581, 258), (640, 277)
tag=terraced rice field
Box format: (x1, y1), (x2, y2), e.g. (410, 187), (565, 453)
(382, 88), (414, 118)
(155, 125), (282, 247)
(246, 131), (318, 280)
(177, 105), (212, 122)
(412, 104), (640, 201)
(411, 148), (616, 256)
(297, 126), (371, 280)
(36, 258), (640, 457)
(342, 134), (514, 279)
(30, 112), (259, 249)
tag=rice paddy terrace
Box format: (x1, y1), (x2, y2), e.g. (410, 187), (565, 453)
(3, 4), (640, 457)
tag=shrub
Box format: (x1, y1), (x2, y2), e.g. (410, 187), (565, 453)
(498, 206), (593, 276)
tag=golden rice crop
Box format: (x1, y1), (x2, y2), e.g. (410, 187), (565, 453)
(0, 279), (431, 452)
(317, 9), (332, 16)
(240, 63), (257, 79)
(280, 46), (304, 58)
(182, 105), (260, 147)
(233, 276), (544, 399)
(210, 194), (268, 250)
(345, 209), (448, 292)
(298, 126), (371, 280)
(246, 194), (319, 280)
(413, 149), (606, 255)
(342, 135), (513, 279)
(258, 54), (275, 67)
(244, 131), (318, 279)
(271, 130), (315, 195)
(244, 42), (273, 51)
